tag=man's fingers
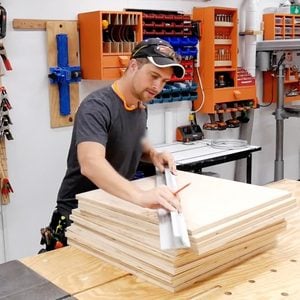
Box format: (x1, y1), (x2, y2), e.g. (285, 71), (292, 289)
(158, 189), (181, 212)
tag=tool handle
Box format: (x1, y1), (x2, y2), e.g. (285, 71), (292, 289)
(2, 57), (12, 70)
(58, 83), (71, 116)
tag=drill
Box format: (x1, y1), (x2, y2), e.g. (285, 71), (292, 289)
(39, 210), (69, 253)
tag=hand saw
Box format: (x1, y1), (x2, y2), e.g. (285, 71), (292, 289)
(156, 169), (191, 250)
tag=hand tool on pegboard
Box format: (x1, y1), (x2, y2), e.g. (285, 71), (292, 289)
(0, 4), (13, 205)
(0, 86), (13, 140)
(48, 33), (81, 116)
(0, 42), (12, 71)
(0, 4), (12, 72)
(46, 21), (80, 128)
(0, 143), (13, 205)
(0, 4), (6, 39)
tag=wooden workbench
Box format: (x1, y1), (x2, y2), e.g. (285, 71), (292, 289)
(16, 180), (300, 299)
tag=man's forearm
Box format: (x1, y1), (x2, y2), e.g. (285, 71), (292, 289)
(81, 156), (144, 206)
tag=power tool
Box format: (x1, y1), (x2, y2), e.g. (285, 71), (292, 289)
(39, 210), (69, 253)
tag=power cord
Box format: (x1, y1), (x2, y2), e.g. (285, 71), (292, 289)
(191, 67), (205, 113)
(211, 139), (248, 150)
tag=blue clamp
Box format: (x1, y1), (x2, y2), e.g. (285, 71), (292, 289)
(49, 34), (81, 116)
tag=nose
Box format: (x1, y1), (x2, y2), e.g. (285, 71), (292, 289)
(152, 78), (165, 93)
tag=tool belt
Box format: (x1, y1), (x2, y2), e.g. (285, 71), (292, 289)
(39, 210), (69, 253)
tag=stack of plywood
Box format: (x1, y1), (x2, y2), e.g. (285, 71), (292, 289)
(66, 171), (298, 292)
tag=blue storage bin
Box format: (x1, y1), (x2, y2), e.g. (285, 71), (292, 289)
(188, 82), (198, 92)
(189, 47), (198, 58)
(176, 82), (190, 92)
(181, 37), (190, 47)
(171, 92), (181, 102)
(189, 36), (198, 46)
(153, 95), (164, 104)
(168, 37), (181, 48)
(162, 93), (172, 102)
(181, 48), (191, 57)
(161, 84), (173, 94)
(190, 91), (198, 101)
(181, 92), (191, 101)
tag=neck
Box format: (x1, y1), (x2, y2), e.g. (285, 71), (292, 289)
(116, 78), (140, 108)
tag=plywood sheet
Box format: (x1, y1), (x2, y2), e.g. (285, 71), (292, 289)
(76, 171), (293, 237)
(20, 246), (127, 294)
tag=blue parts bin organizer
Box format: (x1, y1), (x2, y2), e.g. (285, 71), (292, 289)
(49, 34), (81, 116)
(141, 11), (198, 105)
(150, 82), (198, 104)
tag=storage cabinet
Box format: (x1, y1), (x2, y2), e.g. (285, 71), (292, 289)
(78, 11), (143, 80)
(192, 7), (256, 114)
(263, 13), (300, 40)
(262, 13), (300, 103)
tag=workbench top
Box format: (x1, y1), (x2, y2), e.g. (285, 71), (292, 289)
(13, 180), (300, 299)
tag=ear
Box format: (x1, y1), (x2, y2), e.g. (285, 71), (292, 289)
(128, 58), (139, 71)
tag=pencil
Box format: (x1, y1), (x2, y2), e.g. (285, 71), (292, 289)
(173, 182), (191, 196)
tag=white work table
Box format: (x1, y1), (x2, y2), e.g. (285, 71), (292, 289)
(155, 140), (261, 183)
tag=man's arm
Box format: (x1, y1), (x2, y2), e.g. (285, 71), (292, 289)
(77, 141), (180, 211)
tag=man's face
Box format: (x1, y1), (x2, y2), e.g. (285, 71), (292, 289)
(131, 61), (173, 102)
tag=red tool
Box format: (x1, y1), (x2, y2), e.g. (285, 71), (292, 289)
(0, 42), (12, 71)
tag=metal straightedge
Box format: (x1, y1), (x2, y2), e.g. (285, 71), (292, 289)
(156, 169), (190, 250)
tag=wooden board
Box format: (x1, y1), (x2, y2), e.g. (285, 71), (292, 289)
(73, 180), (300, 298)
(67, 210), (285, 291)
(13, 19), (77, 30)
(0, 137), (9, 204)
(20, 246), (127, 294)
(46, 21), (79, 128)
(77, 172), (292, 230)
(68, 213), (285, 276)
(68, 231), (278, 293)
(68, 172), (298, 292)
(18, 180), (300, 299)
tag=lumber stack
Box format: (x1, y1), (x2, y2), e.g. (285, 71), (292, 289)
(66, 171), (298, 292)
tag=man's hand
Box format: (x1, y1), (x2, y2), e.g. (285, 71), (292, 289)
(149, 150), (177, 175)
(134, 186), (181, 212)
(141, 139), (177, 174)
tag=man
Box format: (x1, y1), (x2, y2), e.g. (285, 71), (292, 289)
(40, 38), (185, 252)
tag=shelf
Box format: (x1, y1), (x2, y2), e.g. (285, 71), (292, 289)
(214, 21), (234, 27)
(192, 6), (257, 114)
(78, 10), (142, 80)
(264, 13), (300, 40)
(263, 13), (300, 104)
(214, 60), (232, 67)
(214, 39), (232, 45)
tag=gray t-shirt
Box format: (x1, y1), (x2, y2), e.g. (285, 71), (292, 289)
(56, 85), (147, 215)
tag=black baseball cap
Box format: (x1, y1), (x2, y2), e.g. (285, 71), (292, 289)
(131, 38), (185, 79)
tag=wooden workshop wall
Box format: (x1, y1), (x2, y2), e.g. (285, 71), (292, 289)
(1, 0), (299, 263)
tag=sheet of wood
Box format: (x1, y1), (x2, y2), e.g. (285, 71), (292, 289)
(72, 179), (300, 299)
(67, 217), (284, 291)
(20, 246), (127, 294)
(78, 201), (159, 235)
(70, 207), (287, 271)
(70, 236), (275, 294)
(76, 171), (293, 236)
(192, 201), (297, 254)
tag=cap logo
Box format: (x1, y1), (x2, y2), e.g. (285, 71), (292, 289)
(132, 43), (181, 63)
(155, 45), (181, 63)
